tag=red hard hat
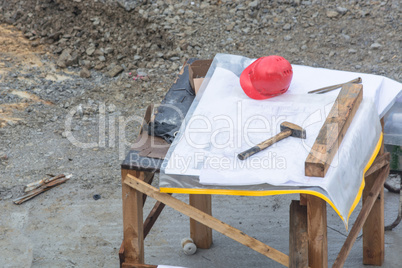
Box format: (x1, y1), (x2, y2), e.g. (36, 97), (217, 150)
(240, 55), (293, 100)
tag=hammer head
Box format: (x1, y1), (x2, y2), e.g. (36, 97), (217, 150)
(280, 121), (306, 139)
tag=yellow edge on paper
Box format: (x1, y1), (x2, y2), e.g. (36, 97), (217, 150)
(160, 132), (383, 226)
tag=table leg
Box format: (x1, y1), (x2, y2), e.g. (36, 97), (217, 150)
(121, 169), (145, 264)
(307, 195), (328, 268)
(289, 200), (308, 268)
(363, 168), (385, 265)
(189, 194), (213, 249)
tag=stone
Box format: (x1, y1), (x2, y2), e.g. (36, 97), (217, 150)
(94, 63), (105, 70)
(370, 43), (382, 49)
(249, 1), (259, 8)
(336, 7), (348, 15)
(284, 35), (292, 41)
(65, 53), (79, 66)
(56, 49), (72, 68)
(107, 65), (124, 77)
(0, 151), (8, 160)
(326, 10), (339, 18)
(226, 22), (236, 31)
(80, 67), (91, 78)
(94, 49), (104, 56)
(104, 47), (114, 54)
(86, 46), (96, 56)
(117, 54), (126, 60)
(117, 0), (139, 11)
(283, 23), (291, 30)
(108, 104), (116, 113)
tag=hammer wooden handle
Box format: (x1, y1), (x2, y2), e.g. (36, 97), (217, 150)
(238, 129), (292, 160)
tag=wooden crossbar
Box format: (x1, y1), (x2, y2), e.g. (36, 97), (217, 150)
(332, 162), (390, 268)
(125, 174), (290, 267)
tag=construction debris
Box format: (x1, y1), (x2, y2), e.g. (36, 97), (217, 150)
(13, 174), (71, 205)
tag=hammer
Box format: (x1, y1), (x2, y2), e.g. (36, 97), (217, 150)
(238, 121), (306, 160)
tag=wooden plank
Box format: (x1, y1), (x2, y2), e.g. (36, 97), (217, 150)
(189, 194), (213, 249)
(305, 83), (363, 177)
(142, 172), (154, 207)
(119, 241), (125, 268)
(121, 169), (145, 264)
(363, 118), (386, 265)
(300, 194), (307, 206)
(365, 152), (390, 178)
(143, 194), (172, 239)
(363, 166), (386, 264)
(125, 174), (289, 267)
(307, 195), (328, 268)
(333, 164), (389, 268)
(289, 200), (308, 268)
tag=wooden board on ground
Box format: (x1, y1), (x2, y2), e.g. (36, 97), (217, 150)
(305, 83), (363, 177)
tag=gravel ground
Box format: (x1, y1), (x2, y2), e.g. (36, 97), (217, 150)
(0, 0), (401, 267)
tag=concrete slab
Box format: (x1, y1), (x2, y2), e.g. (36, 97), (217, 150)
(0, 176), (400, 267)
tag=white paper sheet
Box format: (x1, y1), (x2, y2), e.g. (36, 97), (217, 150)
(161, 54), (401, 225)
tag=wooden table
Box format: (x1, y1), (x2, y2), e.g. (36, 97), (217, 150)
(119, 60), (390, 268)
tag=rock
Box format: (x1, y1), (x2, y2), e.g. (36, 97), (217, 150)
(326, 10), (339, 18)
(348, 49), (357, 54)
(248, 1), (259, 8)
(31, 40), (40, 47)
(57, 49), (72, 68)
(81, 60), (91, 68)
(99, 56), (106, 62)
(117, 0), (139, 11)
(65, 53), (79, 66)
(283, 23), (291, 30)
(94, 63), (106, 70)
(108, 104), (116, 113)
(284, 35), (292, 41)
(0, 151), (8, 160)
(117, 54), (126, 60)
(94, 49), (104, 56)
(336, 7), (348, 15)
(104, 47), (114, 54)
(137, 70), (148, 77)
(370, 43), (382, 49)
(226, 22), (236, 31)
(80, 67), (91, 78)
(86, 46), (96, 56)
(107, 65), (124, 77)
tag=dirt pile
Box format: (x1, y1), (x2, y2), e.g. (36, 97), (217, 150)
(0, 0), (174, 74)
